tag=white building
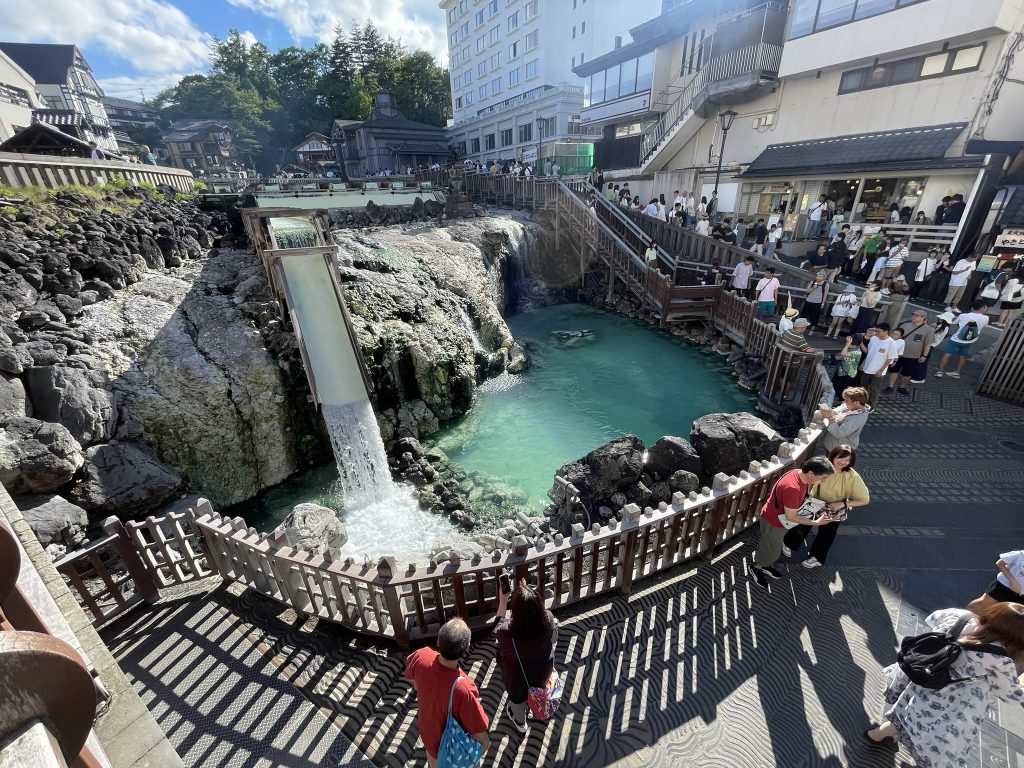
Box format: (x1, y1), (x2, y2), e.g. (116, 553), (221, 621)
(440, 0), (658, 171)
(0, 43), (118, 154)
(0, 50), (41, 142)
(579, 0), (1024, 250)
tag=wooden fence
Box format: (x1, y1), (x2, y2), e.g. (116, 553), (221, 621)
(978, 315), (1024, 403)
(0, 151), (197, 192)
(187, 426), (821, 647)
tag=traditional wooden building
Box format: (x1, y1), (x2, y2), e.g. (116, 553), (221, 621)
(161, 119), (239, 175)
(0, 42), (117, 154)
(291, 131), (334, 174)
(330, 92), (449, 178)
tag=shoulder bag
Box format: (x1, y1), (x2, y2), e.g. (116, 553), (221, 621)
(511, 637), (563, 721)
(437, 676), (484, 768)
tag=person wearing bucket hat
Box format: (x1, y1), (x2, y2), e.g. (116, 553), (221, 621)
(779, 307), (799, 332)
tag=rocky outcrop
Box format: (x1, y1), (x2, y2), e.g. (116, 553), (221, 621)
(336, 217), (554, 440)
(24, 366), (116, 445)
(689, 412), (783, 477)
(68, 442), (182, 519)
(0, 417), (83, 493)
(644, 436), (703, 480)
(276, 502), (348, 552)
(548, 435), (647, 532)
(14, 494), (88, 549)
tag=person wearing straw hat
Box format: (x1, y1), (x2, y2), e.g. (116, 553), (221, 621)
(779, 307), (799, 332)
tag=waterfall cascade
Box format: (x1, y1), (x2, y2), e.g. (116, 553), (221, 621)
(456, 304), (486, 354)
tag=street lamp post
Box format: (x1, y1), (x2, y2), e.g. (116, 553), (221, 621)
(712, 109), (738, 203)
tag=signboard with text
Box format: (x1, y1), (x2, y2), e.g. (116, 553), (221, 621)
(994, 228), (1024, 249)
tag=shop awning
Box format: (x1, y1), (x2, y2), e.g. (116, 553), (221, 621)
(740, 123), (973, 178)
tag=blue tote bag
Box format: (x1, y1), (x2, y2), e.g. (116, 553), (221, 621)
(436, 676), (484, 768)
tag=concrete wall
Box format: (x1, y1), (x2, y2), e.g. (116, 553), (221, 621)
(0, 52), (40, 142)
(0, 152), (196, 192)
(779, 0), (1022, 78)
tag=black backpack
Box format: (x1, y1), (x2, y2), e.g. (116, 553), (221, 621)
(897, 614), (1009, 689)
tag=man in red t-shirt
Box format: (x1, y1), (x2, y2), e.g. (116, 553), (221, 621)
(405, 618), (490, 766)
(752, 456), (835, 589)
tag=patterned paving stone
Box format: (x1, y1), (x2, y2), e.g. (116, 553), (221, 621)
(102, 349), (1024, 767)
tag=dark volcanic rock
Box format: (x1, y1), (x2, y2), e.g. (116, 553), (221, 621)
(14, 493), (88, 548)
(644, 436), (703, 480)
(550, 434), (645, 509)
(68, 442), (182, 520)
(689, 412), (783, 477)
(0, 416), (84, 493)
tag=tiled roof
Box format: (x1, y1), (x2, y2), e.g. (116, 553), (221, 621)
(742, 123), (968, 177)
(0, 43), (75, 85)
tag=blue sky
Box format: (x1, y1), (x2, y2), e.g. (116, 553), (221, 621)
(4, 0), (448, 100)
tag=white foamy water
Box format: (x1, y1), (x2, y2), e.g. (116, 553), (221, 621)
(323, 399), (461, 556)
(457, 304), (486, 353)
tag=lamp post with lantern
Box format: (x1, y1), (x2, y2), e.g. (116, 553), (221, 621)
(712, 109), (738, 201)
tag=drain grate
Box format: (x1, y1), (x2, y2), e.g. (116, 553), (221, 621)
(1000, 440), (1024, 453)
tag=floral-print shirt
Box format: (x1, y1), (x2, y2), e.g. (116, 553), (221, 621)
(883, 608), (1024, 768)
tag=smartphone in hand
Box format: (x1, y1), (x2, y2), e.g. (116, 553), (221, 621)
(499, 572), (512, 594)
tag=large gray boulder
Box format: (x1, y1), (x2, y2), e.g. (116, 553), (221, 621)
(690, 412), (783, 477)
(24, 365), (116, 445)
(644, 436), (703, 480)
(550, 434), (645, 508)
(0, 373), (29, 422)
(68, 442), (181, 520)
(0, 417), (83, 493)
(14, 494), (88, 547)
(277, 503), (348, 552)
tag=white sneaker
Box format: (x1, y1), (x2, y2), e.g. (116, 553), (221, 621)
(934, 371), (945, 377)
(781, 544), (792, 558)
(880, 288), (891, 295)
(947, 371), (960, 379)
(801, 557), (822, 569)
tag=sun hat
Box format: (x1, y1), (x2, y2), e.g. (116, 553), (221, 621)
(843, 284), (857, 292)
(794, 318), (811, 328)
(784, 308), (799, 319)
(936, 310), (956, 323)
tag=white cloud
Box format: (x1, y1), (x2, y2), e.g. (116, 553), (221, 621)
(225, 0), (448, 63)
(238, 30), (260, 48)
(5, 0), (211, 74)
(96, 72), (187, 100)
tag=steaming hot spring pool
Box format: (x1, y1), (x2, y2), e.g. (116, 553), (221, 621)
(234, 304), (755, 556)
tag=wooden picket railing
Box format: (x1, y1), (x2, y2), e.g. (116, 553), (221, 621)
(186, 425), (821, 647)
(978, 315), (1024, 404)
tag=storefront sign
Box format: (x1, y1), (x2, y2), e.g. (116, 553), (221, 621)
(521, 148), (538, 162)
(994, 228), (1024, 248)
(783, 213), (799, 233)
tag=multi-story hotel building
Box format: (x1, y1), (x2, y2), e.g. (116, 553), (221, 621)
(440, 0), (658, 171)
(579, 0), (1024, 254)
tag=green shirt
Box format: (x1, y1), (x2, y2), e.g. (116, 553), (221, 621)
(838, 348), (862, 378)
(864, 235), (885, 254)
(813, 468), (870, 505)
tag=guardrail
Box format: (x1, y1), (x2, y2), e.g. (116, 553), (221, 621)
(639, 42), (783, 166)
(188, 423), (821, 646)
(978, 315), (1024, 404)
(0, 151), (197, 192)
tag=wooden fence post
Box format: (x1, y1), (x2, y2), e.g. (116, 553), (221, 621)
(376, 557), (410, 649)
(101, 517), (160, 604)
(616, 504), (642, 595)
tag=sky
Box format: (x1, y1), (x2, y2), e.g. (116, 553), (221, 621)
(2, 0), (449, 101)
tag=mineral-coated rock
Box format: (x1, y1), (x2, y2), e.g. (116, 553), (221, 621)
(278, 502), (348, 552)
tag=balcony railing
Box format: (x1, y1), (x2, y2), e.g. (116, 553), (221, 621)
(639, 41), (783, 166)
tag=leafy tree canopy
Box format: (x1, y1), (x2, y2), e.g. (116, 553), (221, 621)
(152, 24), (450, 173)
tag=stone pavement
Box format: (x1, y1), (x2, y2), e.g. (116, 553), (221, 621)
(103, 354), (1024, 768)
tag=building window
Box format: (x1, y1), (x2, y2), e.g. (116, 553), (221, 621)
(585, 51), (654, 107)
(524, 0), (537, 20)
(485, 133), (496, 150)
(572, 26), (576, 39)
(540, 116), (556, 136)
(479, 85), (488, 99)
(525, 30), (538, 51)
(509, 68), (520, 86)
(475, 10), (485, 26)
(491, 77), (502, 95)
(501, 128), (513, 146)
(509, 41), (519, 59)
(508, 11), (518, 31)
(838, 43), (986, 93)
(572, 55), (575, 67)
(448, 8), (457, 25)
(456, 96), (463, 109)
(477, 35), (487, 52)
(790, 0), (926, 39)
(582, 21), (585, 33)
(488, 0), (498, 15)
(478, 61), (487, 77)
(518, 124), (532, 142)
(471, 137), (481, 153)
(525, 59), (538, 79)
(465, 91), (474, 105)
(489, 25), (500, 44)
(491, 52), (501, 69)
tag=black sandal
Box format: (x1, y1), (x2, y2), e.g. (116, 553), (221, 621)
(861, 727), (897, 749)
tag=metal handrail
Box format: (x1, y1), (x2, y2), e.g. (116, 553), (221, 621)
(639, 42), (783, 166)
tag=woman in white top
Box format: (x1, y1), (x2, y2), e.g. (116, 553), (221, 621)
(997, 269), (1024, 326)
(865, 603), (1024, 767)
(849, 281), (882, 335)
(826, 284), (859, 339)
(842, 231), (863, 278)
(695, 203), (710, 236)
